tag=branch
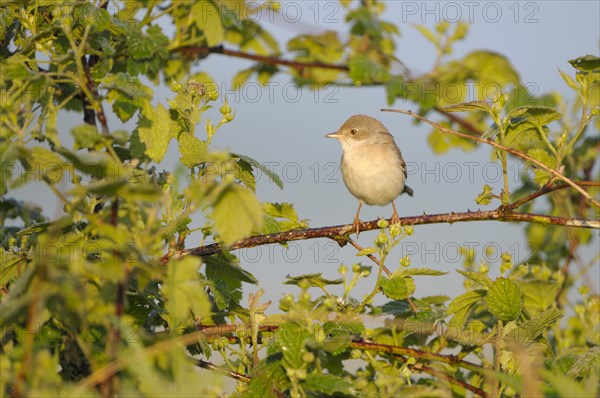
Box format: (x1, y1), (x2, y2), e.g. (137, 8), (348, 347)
(350, 340), (487, 374)
(161, 210), (599, 263)
(347, 238), (391, 276)
(196, 359), (251, 383)
(433, 105), (483, 136)
(507, 181), (600, 211)
(174, 45), (349, 72)
(411, 362), (489, 398)
(382, 109), (600, 208)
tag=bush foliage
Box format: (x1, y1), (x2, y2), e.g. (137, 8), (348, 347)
(1, 1), (598, 397)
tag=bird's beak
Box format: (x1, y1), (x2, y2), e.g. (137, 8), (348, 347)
(326, 132), (340, 139)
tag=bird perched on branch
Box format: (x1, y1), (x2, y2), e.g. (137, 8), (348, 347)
(326, 115), (413, 235)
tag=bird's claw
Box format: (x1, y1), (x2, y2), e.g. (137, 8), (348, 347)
(353, 217), (361, 237)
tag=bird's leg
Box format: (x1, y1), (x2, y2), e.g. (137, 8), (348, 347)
(391, 200), (401, 225)
(353, 200), (363, 236)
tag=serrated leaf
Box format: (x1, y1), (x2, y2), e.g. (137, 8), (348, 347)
(509, 106), (561, 126)
(348, 55), (390, 84)
(211, 184), (263, 246)
(137, 103), (176, 163)
(568, 54), (600, 71)
(475, 184), (495, 205)
(567, 347), (600, 377)
(486, 278), (522, 321)
(234, 159), (256, 192)
(276, 325), (310, 370)
(304, 373), (354, 395)
(379, 276), (416, 300)
(559, 69), (580, 93)
(178, 133), (207, 168)
(395, 268), (447, 277)
(447, 290), (486, 315)
(447, 290), (486, 328)
(284, 273), (342, 287)
(195, 1), (224, 46)
(232, 153), (283, 189)
(443, 101), (492, 114)
(262, 202), (307, 233)
(527, 148), (555, 186)
(512, 308), (562, 344)
(163, 256), (211, 328)
(71, 124), (103, 149)
(518, 281), (559, 313)
(456, 270), (493, 288)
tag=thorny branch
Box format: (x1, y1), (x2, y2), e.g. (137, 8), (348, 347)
(162, 207), (599, 263)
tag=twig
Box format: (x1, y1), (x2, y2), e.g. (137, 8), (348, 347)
(433, 106), (483, 136)
(346, 238), (391, 276)
(382, 108), (600, 208)
(196, 359), (251, 383)
(350, 340), (487, 374)
(507, 181), (600, 211)
(412, 362), (489, 398)
(174, 45), (349, 72)
(161, 210), (599, 263)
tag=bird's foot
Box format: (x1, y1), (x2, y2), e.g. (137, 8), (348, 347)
(390, 201), (401, 226)
(390, 210), (401, 226)
(353, 216), (362, 237)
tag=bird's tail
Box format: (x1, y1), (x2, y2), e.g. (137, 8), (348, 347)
(402, 185), (414, 196)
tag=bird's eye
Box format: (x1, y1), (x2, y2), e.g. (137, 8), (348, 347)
(349, 129), (358, 135)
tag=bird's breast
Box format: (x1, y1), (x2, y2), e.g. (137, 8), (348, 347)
(340, 145), (406, 206)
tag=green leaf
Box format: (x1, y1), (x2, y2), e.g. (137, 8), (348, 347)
(413, 24), (437, 46)
(263, 202), (307, 234)
(137, 103), (176, 163)
(211, 184), (263, 246)
(194, 1), (224, 46)
(234, 158), (256, 191)
(71, 124), (103, 150)
(475, 184), (495, 205)
(447, 290), (486, 315)
(463, 51), (520, 99)
(348, 55), (390, 84)
(512, 308), (562, 344)
(559, 69), (580, 93)
(395, 268), (447, 277)
(379, 276), (416, 300)
(232, 67), (254, 88)
(163, 256), (211, 328)
(443, 101), (492, 114)
(456, 270), (493, 288)
(232, 153), (283, 189)
(567, 347), (600, 377)
(276, 324), (310, 370)
(527, 148), (555, 186)
(178, 133), (207, 168)
(447, 290), (486, 327)
(568, 54), (600, 71)
(104, 73), (153, 123)
(284, 273), (342, 288)
(486, 277), (523, 321)
(518, 281), (559, 313)
(508, 106), (561, 126)
(304, 373), (354, 395)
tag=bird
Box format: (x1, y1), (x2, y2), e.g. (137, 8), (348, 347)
(326, 115), (413, 236)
